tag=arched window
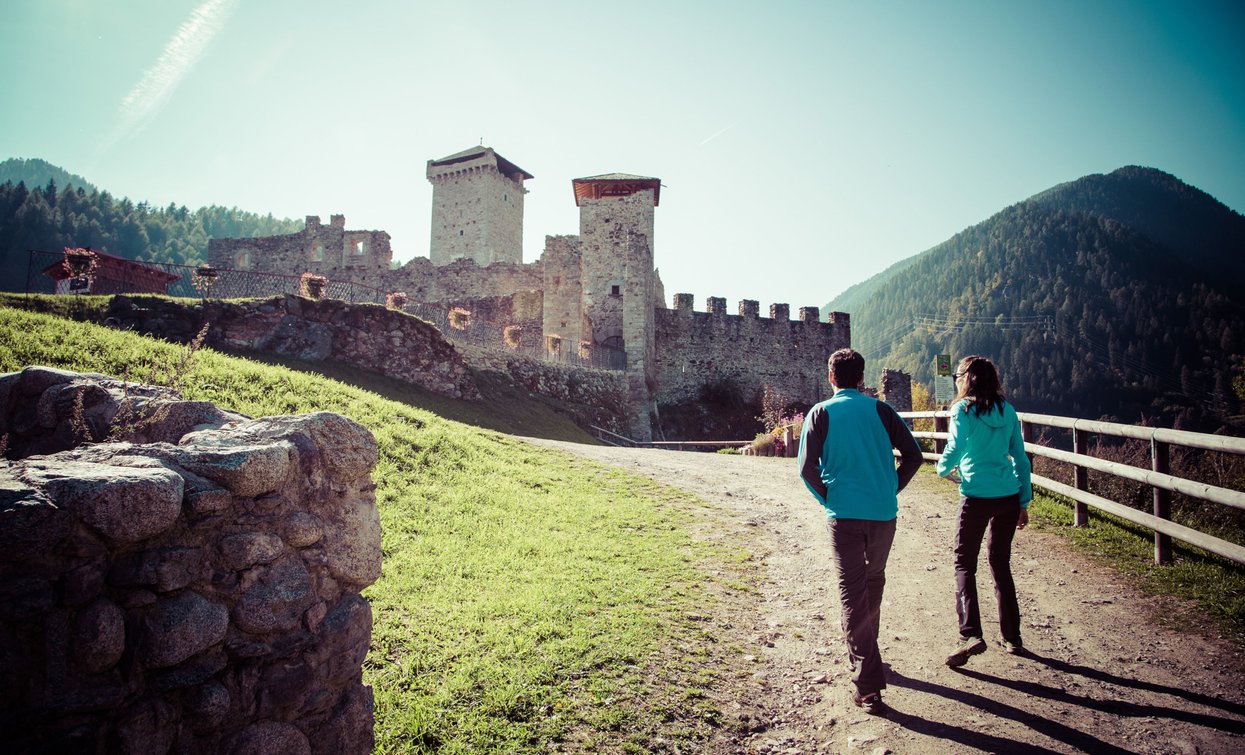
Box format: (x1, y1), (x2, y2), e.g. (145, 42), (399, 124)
(310, 244), (324, 262)
(236, 250), (253, 269)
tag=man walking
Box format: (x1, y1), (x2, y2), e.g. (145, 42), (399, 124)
(798, 348), (922, 716)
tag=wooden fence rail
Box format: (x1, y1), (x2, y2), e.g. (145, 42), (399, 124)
(900, 410), (1245, 567)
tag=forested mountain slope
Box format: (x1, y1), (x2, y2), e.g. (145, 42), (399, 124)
(827, 166), (1245, 432)
(0, 159), (301, 291)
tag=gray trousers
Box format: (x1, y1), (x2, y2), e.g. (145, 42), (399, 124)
(827, 517), (897, 695)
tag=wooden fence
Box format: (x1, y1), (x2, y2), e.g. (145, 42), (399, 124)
(901, 410), (1245, 567)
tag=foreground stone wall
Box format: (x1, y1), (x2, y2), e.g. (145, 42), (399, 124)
(0, 368), (380, 753)
(105, 294), (481, 401)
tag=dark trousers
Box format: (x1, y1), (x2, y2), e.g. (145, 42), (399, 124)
(828, 517), (897, 695)
(953, 494), (1022, 642)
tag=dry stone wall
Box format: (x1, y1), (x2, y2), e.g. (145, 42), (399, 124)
(0, 367), (380, 753)
(105, 294), (480, 401)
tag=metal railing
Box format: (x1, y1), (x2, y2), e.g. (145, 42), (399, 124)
(23, 249), (626, 372)
(901, 410), (1245, 567)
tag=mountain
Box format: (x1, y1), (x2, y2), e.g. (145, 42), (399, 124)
(826, 166), (1245, 432)
(0, 159), (301, 292)
(0, 158), (97, 195)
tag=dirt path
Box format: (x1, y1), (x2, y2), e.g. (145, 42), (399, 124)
(523, 439), (1245, 754)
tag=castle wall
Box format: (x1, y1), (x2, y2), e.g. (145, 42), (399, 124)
(0, 368), (379, 753)
(457, 344), (632, 433)
(428, 156), (525, 266)
(104, 295), (481, 401)
(541, 235), (584, 350)
(378, 257), (543, 305)
(654, 297), (851, 413)
(207, 215), (392, 279)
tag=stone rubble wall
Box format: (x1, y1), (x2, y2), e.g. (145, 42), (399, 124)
(207, 215), (392, 278)
(880, 369), (913, 413)
(105, 294), (481, 400)
(458, 344), (631, 433)
(0, 367), (380, 754)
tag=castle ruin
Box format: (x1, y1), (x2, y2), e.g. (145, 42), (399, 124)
(208, 146), (850, 441)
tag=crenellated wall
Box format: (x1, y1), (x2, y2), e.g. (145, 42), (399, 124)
(654, 295), (851, 412)
(0, 367), (380, 754)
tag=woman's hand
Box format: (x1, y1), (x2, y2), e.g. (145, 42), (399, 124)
(1017, 509), (1029, 530)
(944, 469), (962, 484)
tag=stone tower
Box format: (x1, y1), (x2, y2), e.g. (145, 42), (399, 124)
(572, 173), (662, 440)
(426, 146), (533, 266)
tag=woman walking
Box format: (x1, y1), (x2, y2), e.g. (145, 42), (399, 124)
(936, 355), (1033, 667)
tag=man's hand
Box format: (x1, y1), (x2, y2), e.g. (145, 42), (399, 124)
(1017, 509), (1029, 530)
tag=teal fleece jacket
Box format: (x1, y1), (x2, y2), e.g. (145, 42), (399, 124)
(798, 388), (923, 520)
(935, 398), (1033, 507)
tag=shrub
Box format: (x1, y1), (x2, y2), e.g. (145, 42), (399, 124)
(299, 272), (327, 299)
(447, 306), (471, 330)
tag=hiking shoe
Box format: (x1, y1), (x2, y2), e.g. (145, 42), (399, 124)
(945, 636), (987, 668)
(1002, 639), (1024, 655)
(852, 690), (889, 717)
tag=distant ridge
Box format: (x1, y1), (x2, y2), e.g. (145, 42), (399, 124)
(0, 157), (97, 194)
(826, 166), (1245, 432)
(0, 157), (302, 289)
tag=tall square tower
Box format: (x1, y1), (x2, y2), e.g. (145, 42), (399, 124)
(427, 146), (533, 266)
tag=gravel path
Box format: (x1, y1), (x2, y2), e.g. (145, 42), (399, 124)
(522, 439), (1245, 754)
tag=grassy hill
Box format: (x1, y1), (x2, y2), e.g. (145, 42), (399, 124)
(0, 304), (755, 752)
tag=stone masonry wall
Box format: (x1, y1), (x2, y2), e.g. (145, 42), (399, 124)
(0, 367), (380, 753)
(208, 216), (392, 279)
(879, 369), (913, 414)
(458, 344), (631, 433)
(653, 297), (851, 411)
(428, 159), (526, 266)
(104, 295), (481, 401)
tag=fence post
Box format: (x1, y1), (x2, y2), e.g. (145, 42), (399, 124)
(1072, 428), (1089, 527)
(934, 414), (948, 455)
(1021, 421), (1035, 470)
(1152, 439), (1172, 565)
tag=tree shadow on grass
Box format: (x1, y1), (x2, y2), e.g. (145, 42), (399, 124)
(886, 669), (1134, 754)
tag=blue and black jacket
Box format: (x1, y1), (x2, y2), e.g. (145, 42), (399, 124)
(798, 388), (923, 520)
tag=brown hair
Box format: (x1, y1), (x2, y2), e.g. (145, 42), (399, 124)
(828, 348), (864, 388)
(953, 355), (1006, 416)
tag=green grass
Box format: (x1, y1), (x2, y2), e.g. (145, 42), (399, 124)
(1029, 491), (1245, 644)
(0, 306), (752, 752)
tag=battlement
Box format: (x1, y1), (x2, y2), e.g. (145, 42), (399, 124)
(426, 146), (533, 187)
(669, 292), (847, 326)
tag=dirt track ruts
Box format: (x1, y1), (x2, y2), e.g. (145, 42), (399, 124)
(523, 439), (1245, 754)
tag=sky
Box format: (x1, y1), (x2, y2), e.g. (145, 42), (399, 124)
(3, 0), (1243, 310)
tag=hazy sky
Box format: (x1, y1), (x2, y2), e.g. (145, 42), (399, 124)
(3, 0), (1243, 309)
